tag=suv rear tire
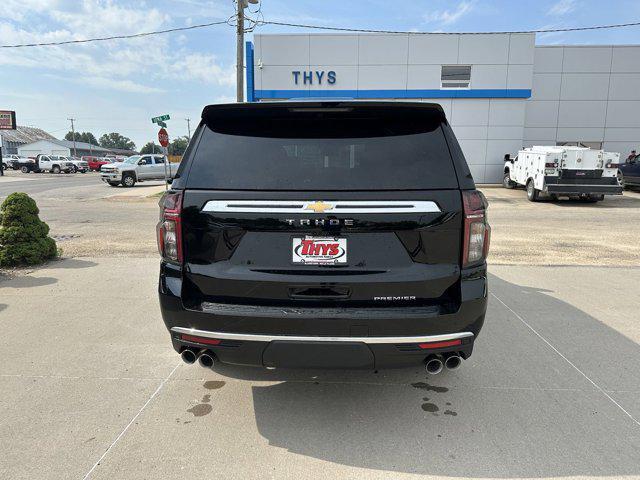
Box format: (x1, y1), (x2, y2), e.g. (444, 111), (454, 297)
(122, 173), (136, 188)
(52, 165), (61, 174)
(526, 179), (540, 202)
(502, 171), (516, 189)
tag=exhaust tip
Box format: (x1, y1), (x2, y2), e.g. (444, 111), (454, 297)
(180, 348), (197, 364)
(198, 352), (215, 368)
(425, 356), (444, 375)
(444, 354), (462, 371)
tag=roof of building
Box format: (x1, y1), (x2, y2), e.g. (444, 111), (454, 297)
(1, 126), (57, 144)
(18, 138), (138, 156)
(52, 139), (111, 153)
(108, 147), (139, 155)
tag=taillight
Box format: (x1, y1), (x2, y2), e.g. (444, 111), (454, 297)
(462, 190), (490, 267)
(606, 163), (619, 168)
(157, 190), (183, 264)
(545, 162), (558, 168)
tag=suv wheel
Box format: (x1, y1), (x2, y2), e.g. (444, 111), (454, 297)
(69, 165), (77, 173)
(52, 165), (61, 174)
(21, 166), (29, 173)
(122, 173), (136, 188)
(502, 171), (516, 189)
(526, 179), (540, 202)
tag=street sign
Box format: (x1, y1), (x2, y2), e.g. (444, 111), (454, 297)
(152, 114), (170, 124)
(0, 110), (16, 130)
(157, 121), (167, 128)
(158, 128), (169, 148)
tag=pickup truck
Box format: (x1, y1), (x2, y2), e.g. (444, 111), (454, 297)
(100, 154), (178, 187)
(2, 154), (24, 170)
(618, 154), (640, 189)
(83, 156), (111, 171)
(49, 155), (89, 173)
(34, 154), (75, 174)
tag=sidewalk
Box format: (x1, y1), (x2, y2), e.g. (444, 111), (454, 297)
(103, 182), (167, 200)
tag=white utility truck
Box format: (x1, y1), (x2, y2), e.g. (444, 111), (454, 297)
(503, 146), (622, 202)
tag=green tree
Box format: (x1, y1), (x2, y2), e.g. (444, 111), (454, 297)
(140, 142), (159, 154)
(169, 136), (189, 156)
(99, 132), (136, 151)
(65, 131), (98, 145)
(80, 132), (98, 145)
(0, 193), (57, 267)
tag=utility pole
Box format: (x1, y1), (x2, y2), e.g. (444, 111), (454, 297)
(185, 118), (191, 139)
(235, 1), (259, 102)
(67, 118), (77, 157)
(236, 0), (245, 102)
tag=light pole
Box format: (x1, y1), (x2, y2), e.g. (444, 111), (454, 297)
(185, 118), (191, 139)
(236, 0), (259, 102)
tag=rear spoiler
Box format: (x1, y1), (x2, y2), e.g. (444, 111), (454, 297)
(201, 101), (447, 123)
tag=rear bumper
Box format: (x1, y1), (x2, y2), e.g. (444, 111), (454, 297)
(543, 176), (622, 195)
(545, 184), (623, 195)
(159, 263), (487, 369)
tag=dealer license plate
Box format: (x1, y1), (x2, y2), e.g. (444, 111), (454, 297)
(292, 236), (347, 265)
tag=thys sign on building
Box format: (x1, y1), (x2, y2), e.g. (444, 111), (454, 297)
(292, 70), (336, 86)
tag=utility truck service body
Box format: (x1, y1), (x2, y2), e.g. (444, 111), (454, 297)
(503, 146), (622, 201)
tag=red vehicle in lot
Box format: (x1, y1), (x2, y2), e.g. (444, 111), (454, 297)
(82, 156), (111, 171)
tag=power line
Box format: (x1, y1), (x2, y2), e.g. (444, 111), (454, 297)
(1, 17), (640, 49)
(254, 19), (640, 35)
(0, 19), (232, 48)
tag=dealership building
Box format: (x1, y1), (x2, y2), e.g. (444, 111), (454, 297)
(246, 33), (640, 183)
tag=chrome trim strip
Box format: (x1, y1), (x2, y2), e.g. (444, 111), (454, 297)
(202, 200), (441, 214)
(172, 327), (473, 344)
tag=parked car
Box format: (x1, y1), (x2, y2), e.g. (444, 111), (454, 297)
(49, 155), (89, 173)
(157, 101), (490, 373)
(100, 154), (177, 187)
(618, 154), (640, 189)
(2, 154), (23, 170)
(82, 156), (111, 171)
(33, 154), (75, 173)
(503, 146), (622, 201)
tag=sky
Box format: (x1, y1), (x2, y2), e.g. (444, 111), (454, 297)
(1, 0), (640, 149)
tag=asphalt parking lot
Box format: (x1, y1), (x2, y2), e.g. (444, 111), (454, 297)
(1, 173), (639, 479)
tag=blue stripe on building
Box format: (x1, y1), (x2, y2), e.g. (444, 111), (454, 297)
(254, 89), (532, 100)
(245, 41), (255, 102)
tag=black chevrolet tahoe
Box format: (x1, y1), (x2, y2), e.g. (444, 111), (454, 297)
(158, 101), (490, 374)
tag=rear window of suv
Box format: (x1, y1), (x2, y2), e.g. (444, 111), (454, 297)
(186, 108), (458, 191)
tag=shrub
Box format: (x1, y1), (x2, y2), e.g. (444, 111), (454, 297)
(0, 193), (57, 267)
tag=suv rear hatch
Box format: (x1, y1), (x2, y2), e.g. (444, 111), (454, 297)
(174, 103), (470, 327)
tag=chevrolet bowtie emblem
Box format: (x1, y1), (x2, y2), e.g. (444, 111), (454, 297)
(305, 201), (334, 213)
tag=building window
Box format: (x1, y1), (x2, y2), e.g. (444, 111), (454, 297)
(441, 65), (471, 89)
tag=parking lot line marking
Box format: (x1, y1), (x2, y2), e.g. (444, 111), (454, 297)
(81, 362), (181, 480)
(491, 292), (640, 427)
